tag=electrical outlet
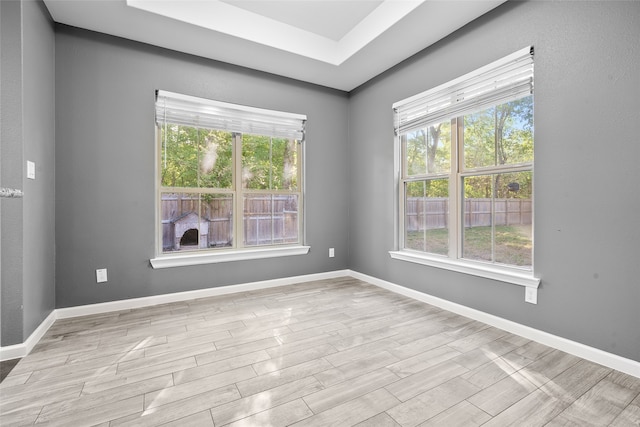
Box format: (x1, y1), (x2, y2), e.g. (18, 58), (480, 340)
(27, 161), (36, 180)
(329, 248), (335, 258)
(96, 268), (108, 283)
(525, 287), (537, 304)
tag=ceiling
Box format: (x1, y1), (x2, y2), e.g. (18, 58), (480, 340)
(43, 0), (506, 92)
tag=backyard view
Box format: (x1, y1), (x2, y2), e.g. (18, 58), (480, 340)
(406, 225), (532, 266)
(159, 124), (301, 252)
(403, 95), (534, 268)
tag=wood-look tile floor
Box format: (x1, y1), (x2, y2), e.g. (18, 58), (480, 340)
(1, 277), (639, 426)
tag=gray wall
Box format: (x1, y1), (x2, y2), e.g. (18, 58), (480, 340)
(348, 1), (640, 362)
(55, 27), (350, 308)
(1, 0), (25, 347)
(5, 0), (639, 365)
(0, 0), (56, 346)
(22, 0), (56, 340)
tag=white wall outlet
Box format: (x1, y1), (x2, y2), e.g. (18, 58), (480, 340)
(27, 161), (36, 180)
(96, 268), (108, 283)
(525, 287), (537, 304)
(329, 248), (335, 258)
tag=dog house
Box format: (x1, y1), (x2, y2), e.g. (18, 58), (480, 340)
(171, 212), (209, 250)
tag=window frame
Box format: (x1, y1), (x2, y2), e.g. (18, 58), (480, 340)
(390, 48), (539, 288)
(150, 91), (309, 269)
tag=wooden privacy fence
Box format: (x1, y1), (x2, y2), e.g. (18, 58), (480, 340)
(161, 194), (298, 251)
(406, 197), (532, 231)
(244, 196), (299, 246)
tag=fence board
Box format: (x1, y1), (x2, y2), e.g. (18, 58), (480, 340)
(407, 197), (532, 231)
(161, 194), (298, 251)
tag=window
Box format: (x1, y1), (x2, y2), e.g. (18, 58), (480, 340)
(391, 47), (538, 287)
(151, 91), (308, 268)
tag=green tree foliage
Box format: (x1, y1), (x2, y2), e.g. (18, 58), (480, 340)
(405, 122), (451, 177)
(406, 179), (449, 199)
(242, 134), (298, 191)
(463, 95), (533, 199)
(160, 126), (298, 191)
(464, 96), (533, 169)
(404, 96), (533, 200)
(405, 121), (451, 198)
(161, 125), (233, 188)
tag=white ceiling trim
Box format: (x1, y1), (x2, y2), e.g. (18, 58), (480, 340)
(126, 0), (423, 66)
(337, 0), (424, 65)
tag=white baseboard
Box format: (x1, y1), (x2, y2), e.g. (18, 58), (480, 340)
(0, 270), (349, 361)
(348, 270), (640, 379)
(55, 270), (350, 320)
(0, 310), (56, 361)
(3, 268), (639, 381)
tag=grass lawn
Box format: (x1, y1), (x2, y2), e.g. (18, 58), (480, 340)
(407, 225), (531, 266)
(406, 228), (449, 256)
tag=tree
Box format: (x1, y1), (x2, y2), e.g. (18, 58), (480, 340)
(242, 134), (297, 190)
(463, 96), (533, 198)
(161, 125), (233, 189)
(161, 126), (301, 191)
(404, 121), (451, 198)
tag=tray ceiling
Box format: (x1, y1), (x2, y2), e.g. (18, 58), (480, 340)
(43, 0), (506, 91)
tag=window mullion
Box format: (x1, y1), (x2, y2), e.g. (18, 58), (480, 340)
(196, 127), (202, 250)
(461, 163), (533, 176)
(234, 132), (243, 249)
(299, 139), (305, 246)
(397, 134), (406, 250)
(156, 127), (163, 256)
(271, 194), (275, 245)
(450, 117), (462, 260)
(269, 137), (273, 189)
(491, 174), (496, 263)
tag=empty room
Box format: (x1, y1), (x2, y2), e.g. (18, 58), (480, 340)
(1, 0), (639, 425)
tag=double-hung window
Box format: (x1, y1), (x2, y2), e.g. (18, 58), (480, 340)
(151, 90), (308, 268)
(391, 47), (539, 287)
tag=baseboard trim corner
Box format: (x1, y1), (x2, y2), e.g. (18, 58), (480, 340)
(0, 310), (56, 361)
(0, 343), (26, 362)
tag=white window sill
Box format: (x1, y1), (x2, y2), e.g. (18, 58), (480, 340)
(151, 246), (310, 269)
(389, 250), (540, 288)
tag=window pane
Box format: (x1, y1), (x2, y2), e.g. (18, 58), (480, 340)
(462, 176), (493, 262)
(200, 194), (234, 249)
(161, 125), (199, 188)
(160, 125), (233, 189)
(161, 193), (233, 253)
(242, 135), (298, 190)
(494, 171), (532, 266)
(271, 138), (298, 190)
(160, 192), (200, 252)
(242, 134), (270, 190)
(462, 172), (532, 267)
(404, 179), (449, 255)
(244, 194), (299, 246)
(405, 121), (451, 176)
(198, 129), (233, 189)
(463, 95), (534, 169)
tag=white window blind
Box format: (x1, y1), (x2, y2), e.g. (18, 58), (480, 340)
(155, 90), (306, 140)
(393, 46), (534, 135)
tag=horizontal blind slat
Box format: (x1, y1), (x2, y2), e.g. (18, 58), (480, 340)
(394, 46), (533, 135)
(156, 90), (306, 140)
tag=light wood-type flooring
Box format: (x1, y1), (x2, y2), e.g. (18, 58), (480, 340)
(1, 277), (639, 426)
